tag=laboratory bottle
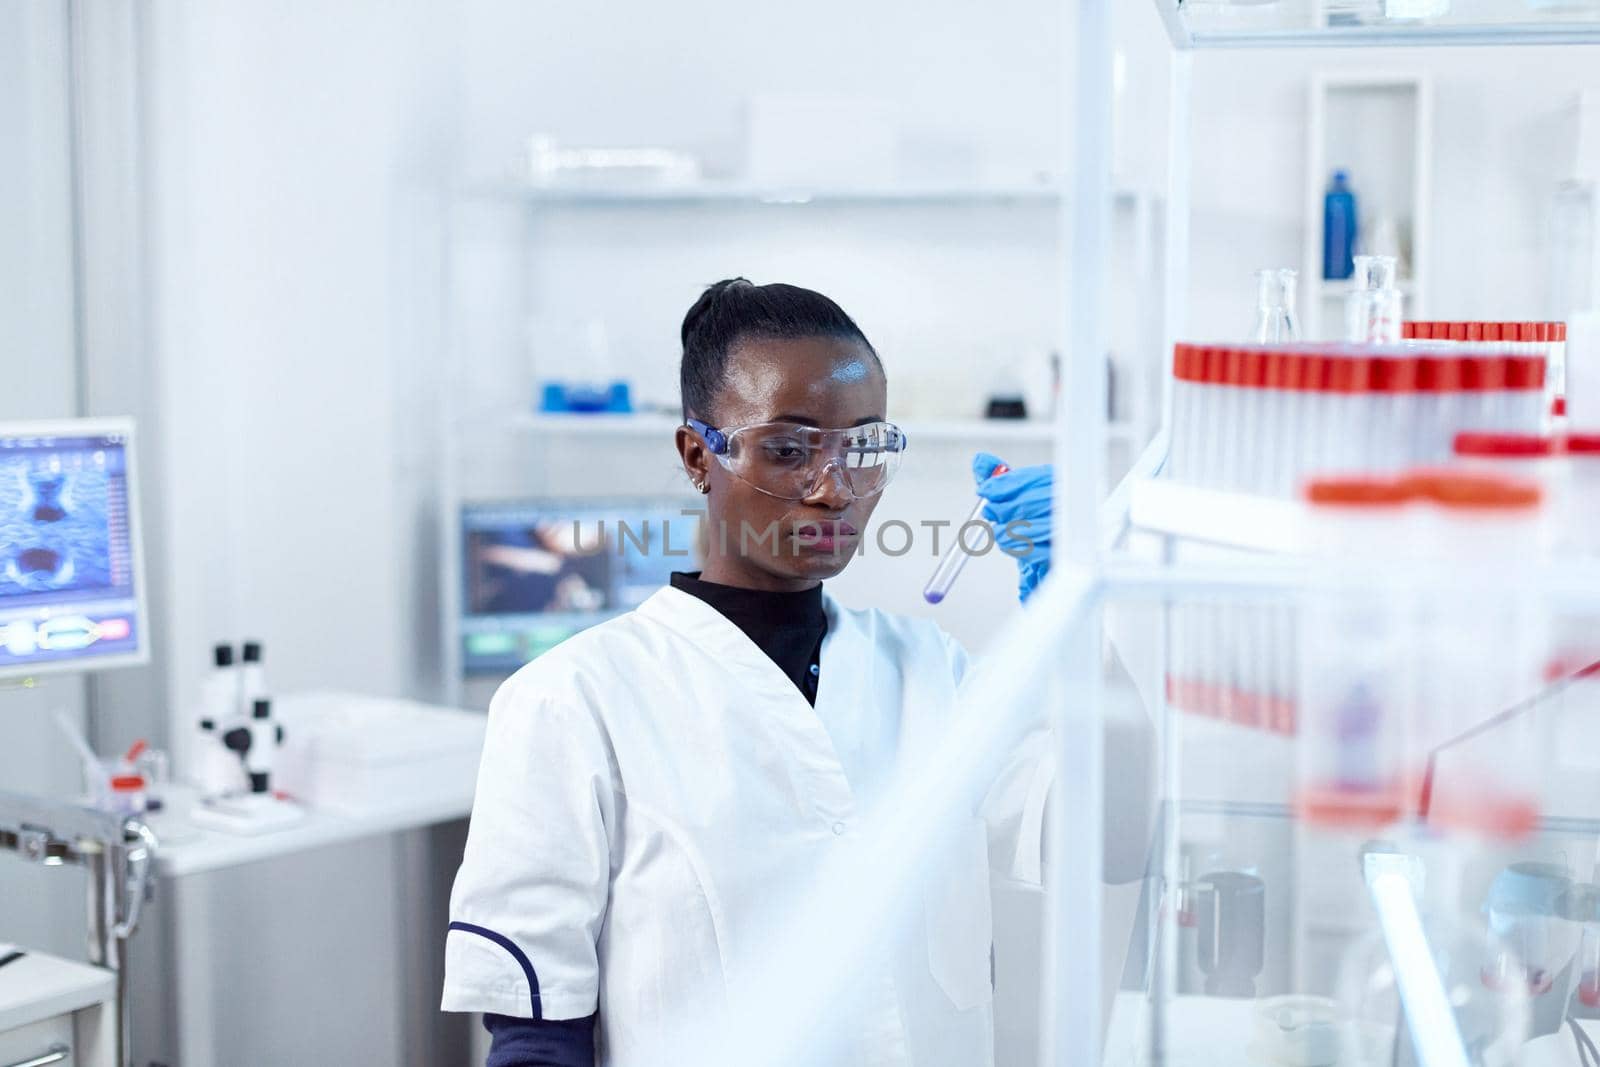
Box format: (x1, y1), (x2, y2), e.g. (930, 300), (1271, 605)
(1323, 171), (1358, 281)
(1250, 268), (1299, 343)
(1409, 472), (1548, 840)
(1344, 255), (1403, 344)
(1296, 477), (1419, 830)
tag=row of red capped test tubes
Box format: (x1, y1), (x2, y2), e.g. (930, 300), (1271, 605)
(1403, 321), (1569, 421)
(1167, 342), (1549, 497)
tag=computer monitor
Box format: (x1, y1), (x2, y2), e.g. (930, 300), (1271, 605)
(459, 497), (701, 674)
(0, 418), (149, 679)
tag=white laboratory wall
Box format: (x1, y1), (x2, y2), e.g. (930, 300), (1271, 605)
(1185, 46), (1600, 341)
(144, 0), (460, 726)
(0, 0), (96, 963)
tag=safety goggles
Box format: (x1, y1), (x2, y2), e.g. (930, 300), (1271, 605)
(686, 418), (908, 501)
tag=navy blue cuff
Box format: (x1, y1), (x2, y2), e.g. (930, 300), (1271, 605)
(483, 1013), (596, 1067)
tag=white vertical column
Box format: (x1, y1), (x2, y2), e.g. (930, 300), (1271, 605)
(1161, 52), (1193, 443)
(1061, 0), (1112, 565)
(1043, 1), (1112, 1065)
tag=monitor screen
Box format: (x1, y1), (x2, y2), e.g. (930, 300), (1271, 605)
(460, 497), (701, 674)
(0, 419), (148, 678)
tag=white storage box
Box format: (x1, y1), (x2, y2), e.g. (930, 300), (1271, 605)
(274, 691), (485, 816)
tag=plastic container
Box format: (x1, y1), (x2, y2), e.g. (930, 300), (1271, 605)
(1452, 433), (1567, 526)
(1324, 171), (1358, 281)
(108, 774), (148, 816)
(1296, 477), (1420, 829)
(1410, 472), (1548, 839)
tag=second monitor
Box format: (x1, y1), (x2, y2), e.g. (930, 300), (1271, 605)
(460, 497), (702, 675)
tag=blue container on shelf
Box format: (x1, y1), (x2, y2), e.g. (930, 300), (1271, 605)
(538, 380), (633, 414)
(1323, 170), (1358, 281)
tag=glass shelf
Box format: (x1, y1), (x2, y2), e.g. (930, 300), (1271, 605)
(1155, 0), (1600, 48)
(454, 181), (1157, 208)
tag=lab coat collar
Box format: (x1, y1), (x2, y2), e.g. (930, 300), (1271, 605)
(635, 583), (853, 709)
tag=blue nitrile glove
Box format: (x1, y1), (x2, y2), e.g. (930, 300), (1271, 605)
(972, 451), (1052, 603)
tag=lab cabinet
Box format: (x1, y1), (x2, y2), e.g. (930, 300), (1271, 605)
(0, 1016), (75, 1067)
(0, 950), (115, 1067)
(1003, 4), (1600, 1067)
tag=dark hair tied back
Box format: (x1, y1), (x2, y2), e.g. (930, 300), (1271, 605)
(679, 278), (879, 421)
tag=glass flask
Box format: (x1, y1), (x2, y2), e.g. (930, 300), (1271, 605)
(1345, 254), (1404, 344)
(1252, 267), (1301, 343)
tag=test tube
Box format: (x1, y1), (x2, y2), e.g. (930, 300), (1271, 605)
(923, 462), (1009, 605)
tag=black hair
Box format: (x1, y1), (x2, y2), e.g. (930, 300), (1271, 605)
(679, 277), (881, 420)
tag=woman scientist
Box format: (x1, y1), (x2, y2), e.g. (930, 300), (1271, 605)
(442, 278), (1053, 1066)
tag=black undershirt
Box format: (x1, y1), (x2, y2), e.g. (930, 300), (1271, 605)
(483, 572), (831, 1066)
(669, 571), (828, 705)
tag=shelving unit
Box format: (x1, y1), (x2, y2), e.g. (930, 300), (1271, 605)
(437, 145), (1170, 704)
(455, 179), (1155, 208)
(987, 6), (1600, 1067)
(1302, 73), (1432, 339)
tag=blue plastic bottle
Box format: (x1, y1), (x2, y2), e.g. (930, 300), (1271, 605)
(1323, 170), (1358, 281)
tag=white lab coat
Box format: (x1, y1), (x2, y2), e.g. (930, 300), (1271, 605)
(443, 584), (1044, 1066)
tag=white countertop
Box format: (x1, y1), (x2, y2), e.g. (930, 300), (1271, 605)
(0, 948), (115, 1033)
(146, 691), (484, 878)
(146, 783), (474, 878)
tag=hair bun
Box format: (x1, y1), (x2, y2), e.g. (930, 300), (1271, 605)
(680, 277), (753, 348)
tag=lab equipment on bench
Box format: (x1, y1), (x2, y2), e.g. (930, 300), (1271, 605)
(537, 380), (633, 414)
(924, 460), (1008, 605)
(459, 497), (700, 674)
(190, 697), (304, 834)
(0, 418), (147, 679)
(273, 691), (485, 815)
(1345, 255), (1404, 344)
(685, 417), (908, 501)
(1251, 268), (1300, 343)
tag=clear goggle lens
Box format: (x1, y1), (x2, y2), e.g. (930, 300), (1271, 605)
(708, 421), (907, 501)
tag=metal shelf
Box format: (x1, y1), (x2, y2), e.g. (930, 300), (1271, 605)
(1154, 0), (1600, 49)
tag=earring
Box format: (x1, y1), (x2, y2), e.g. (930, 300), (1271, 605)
(693, 478), (708, 494)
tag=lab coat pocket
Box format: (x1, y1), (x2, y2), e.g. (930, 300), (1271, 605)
(925, 819), (994, 1012)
